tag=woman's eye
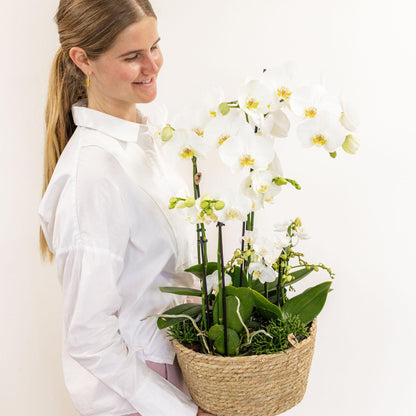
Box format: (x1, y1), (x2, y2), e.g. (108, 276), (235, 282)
(125, 55), (139, 62)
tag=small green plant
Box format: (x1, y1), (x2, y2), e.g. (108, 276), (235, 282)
(167, 318), (199, 346)
(242, 314), (310, 355)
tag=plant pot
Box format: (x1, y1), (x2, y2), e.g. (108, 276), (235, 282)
(173, 319), (317, 416)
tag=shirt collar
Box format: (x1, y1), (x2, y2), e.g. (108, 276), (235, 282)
(72, 100), (149, 143)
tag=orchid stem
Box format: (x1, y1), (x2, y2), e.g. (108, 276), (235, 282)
(199, 236), (210, 333)
(240, 221), (245, 287)
(217, 222), (228, 355)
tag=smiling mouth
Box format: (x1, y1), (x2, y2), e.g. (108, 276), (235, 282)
(133, 78), (154, 86)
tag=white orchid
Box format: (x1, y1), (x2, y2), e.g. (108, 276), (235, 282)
(238, 79), (274, 126)
(205, 270), (232, 294)
(215, 192), (252, 223)
(241, 156), (284, 210)
(184, 194), (225, 225)
(261, 109), (291, 138)
(219, 123), (275, 172)
(290, 84), (341, 121)
(202, 87), (226, 119)
(162, 129), (210, 162)
(340, 95), (360, 132)
(204, 110), (248, 148)
(252, 235), (282, 266)
(248, 261), (277, 284)
(149, 104), (170, 141)
(273, 219), (292, 233)
(260, 62), (298, 109)
(297, 111), (346, 152)
(173, 106), (211, 139)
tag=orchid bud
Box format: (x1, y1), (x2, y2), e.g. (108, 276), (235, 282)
(329, 151), (337, 158)
(184, 197), (196, 207)
(161, 125), (174, 142)
(205, 208), (213, 215)
(313, 266), (319, 272)
(177, 201), (186, 209)
(219, 102), (230, 116)
(342, 134), (360, 155)
(274, 177), (288, 186)
(295, 217), (302, 227)
(201, 194), (213, 202)
(200, 200), (210, 209)
(214, 200), (225, 210)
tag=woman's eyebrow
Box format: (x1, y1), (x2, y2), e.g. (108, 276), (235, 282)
(117, 37), (161, 58)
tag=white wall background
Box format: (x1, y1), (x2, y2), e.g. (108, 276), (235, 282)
(1, 0), (415, 415)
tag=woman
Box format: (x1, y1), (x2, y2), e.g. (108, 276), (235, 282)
(39, 1), (214, 415)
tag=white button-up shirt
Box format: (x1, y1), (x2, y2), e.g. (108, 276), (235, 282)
(38, 102), (199, 416)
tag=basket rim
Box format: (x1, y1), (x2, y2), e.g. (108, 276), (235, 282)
(173, 318), (317, 361)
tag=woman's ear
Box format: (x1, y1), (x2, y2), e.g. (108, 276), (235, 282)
(69, 47), (92, 76)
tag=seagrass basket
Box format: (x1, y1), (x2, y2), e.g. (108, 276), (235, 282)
(173, 319), (317, 416)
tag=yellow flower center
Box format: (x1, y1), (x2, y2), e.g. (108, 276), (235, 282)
(240, 154), (255, 167)
(258, 184), (268, 193)
(180, 147), (195, 159)
(305, 107), (318, 118)
(193, 128), (204, 137)
(312, 134), (327, 146)
(246, 98), (259, 110)
(218, 134), (230, 145)
(210, 111), (217, 118)
(253, 270), (262, 280)
(277, 86), (292, 100)
(226, 208), (240, 219)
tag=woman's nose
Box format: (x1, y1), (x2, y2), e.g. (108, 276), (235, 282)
(143, 54), (160, 74)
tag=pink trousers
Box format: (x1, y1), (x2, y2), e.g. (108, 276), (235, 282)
(123, 356), (191, 416)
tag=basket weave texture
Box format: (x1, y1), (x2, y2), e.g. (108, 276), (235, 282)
(173, 319), (317, 416)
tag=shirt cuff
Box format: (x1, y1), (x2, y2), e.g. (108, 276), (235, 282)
(130, 363), (198, 416)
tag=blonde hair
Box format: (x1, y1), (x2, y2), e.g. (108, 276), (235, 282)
(40, 0), (156, 261)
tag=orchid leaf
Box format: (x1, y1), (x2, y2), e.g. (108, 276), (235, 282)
(159, 286), (202, 296)
(230, 266), (248, 287)
(249, 288), (283, 320)
(185, 262), (218, 280)
(282, 281), (332, 324)
(156, 303), (202, 329)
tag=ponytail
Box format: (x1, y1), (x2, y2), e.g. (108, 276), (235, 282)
(39, 47), (86, 262)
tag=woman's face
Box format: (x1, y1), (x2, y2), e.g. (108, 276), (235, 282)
(88, 17), (163, 108)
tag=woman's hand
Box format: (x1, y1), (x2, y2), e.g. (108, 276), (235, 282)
(197, 407), (215, 416)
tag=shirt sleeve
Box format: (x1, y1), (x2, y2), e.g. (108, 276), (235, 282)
(56, 146), (198, 416)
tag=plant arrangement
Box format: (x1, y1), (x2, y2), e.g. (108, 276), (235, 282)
(146, 62), (360, 357)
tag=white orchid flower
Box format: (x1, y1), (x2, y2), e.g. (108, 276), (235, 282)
(202, 87), (226, 119)
(162, 129), (210, 162)
(274, 234), (291, 250)
(290, 84), (341, 121)
(238, 79), (274, 126)
(252, 235), (282, 266)
(215, 192), (252, 223)
(261, 109), (291, 138)
(149, 104), (170, 142)
(260, 62), (298, 109)
(273, 219), (292, 233)
(219, 123), (275, 172)
(204, 110), (247, 148)
(172, 106), (211, 139)
(340, 95), (360, 132)
(297, 111), (346, 152)
(248, 262), (277, 284)
(205, 270), (232, 294)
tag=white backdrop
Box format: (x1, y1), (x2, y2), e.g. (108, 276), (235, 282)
(1, 0), (415, 415)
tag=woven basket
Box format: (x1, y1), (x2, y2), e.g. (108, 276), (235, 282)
(173, 319), (317, 416)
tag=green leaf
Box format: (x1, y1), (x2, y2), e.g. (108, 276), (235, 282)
(249, 288), (283, 320)
(159, 286), (202, 297)
(282, 281), (332, 324)
(283, 268), (314, 287)
(230, 266), (248, 287)
(185, 262), (218, 280)
(213, 293), (253, 333)
(156, 303), (202, 329)
(213, 327), (240, 355)
(208, 324), (225, 341)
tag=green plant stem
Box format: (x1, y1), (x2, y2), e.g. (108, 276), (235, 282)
(192, 157), (201, 264)
(276, 257), (283, 307)
(217, 222), (228, 355)
(199, 236), (210, 335)
(239, 221), (245, 287)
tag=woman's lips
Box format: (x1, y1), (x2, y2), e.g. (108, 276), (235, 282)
(133, 77), (154, 87)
